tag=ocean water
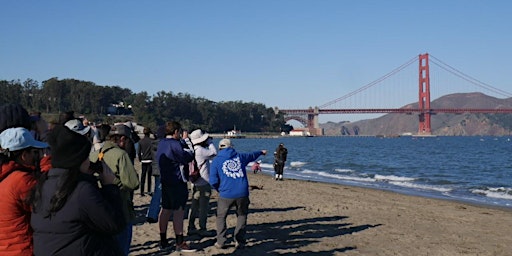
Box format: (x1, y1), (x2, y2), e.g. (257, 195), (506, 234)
(215, 136), (512, 208)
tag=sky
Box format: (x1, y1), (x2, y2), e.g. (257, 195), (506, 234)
(2, 1), (512, 123)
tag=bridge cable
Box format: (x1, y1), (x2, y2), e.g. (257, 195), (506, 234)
(430, 55), (512, 98)
(319, 55), (419, 109)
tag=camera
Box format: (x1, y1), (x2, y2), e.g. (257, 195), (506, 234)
(89, 161), (103, 173)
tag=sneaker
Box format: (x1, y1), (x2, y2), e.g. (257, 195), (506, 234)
(214, 242), (226, 249)
(159, 241), (170, 251)
(176, 242), (196, 253)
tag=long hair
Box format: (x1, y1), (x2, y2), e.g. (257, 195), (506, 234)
(31, 166), (81, 218)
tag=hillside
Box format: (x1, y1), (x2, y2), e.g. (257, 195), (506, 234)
(321, 92), (512, 136)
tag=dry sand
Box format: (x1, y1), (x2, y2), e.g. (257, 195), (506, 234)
(129, 172), (512, 256)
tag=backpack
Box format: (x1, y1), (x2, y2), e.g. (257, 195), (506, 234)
(90, 147), (112, 173)
(189, 159), (205, 183)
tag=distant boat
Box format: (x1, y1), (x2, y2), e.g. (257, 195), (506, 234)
(225, 127), (246, 139)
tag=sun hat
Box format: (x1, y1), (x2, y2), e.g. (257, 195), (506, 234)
(65, 119), (91, 135)
(47, 125), (91, 169)
(0, 127), (48, 152)
(109, 124), (131, 137)
(219, 138), (232, 149)
(190, 129), (209, 145)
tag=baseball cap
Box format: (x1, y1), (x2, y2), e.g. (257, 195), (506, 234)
(65, 119), (91, 135)
(219, 138), (232, 149)
(0, 127), (48, 152)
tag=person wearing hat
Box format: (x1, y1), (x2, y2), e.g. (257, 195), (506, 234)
(64, 118), (91, 136)
(209, 138), (267, 250)
(89, 124), (139, 255)
(0, 127), (48, 256)
(30, 124), (126, 255)
(187, 129), (217, 237)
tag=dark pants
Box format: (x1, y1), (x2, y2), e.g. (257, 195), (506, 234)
(140, 162), (153, 194)
(216, 196), (250, 246)
(274, 162), (285, 175)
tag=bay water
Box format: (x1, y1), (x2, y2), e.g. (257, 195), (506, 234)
(215, 136), (512, 208)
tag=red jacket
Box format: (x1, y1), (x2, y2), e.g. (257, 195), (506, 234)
(0, 161), (37, 256)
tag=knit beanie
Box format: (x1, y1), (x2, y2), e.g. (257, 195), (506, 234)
(0, 103), (31, 133)
(47, 124), (91, 169)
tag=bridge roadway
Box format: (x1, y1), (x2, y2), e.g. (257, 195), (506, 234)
(280, 108), (512, 115)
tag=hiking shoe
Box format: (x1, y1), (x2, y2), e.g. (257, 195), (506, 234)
(176, 242), (196, 253)
(214, 242), (226, 249)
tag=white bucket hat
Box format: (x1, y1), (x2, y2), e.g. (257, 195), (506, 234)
(190, 129), (209, 145)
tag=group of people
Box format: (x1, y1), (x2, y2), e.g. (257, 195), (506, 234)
(0, 103), (142, 255)
(0, 102), (290, 254)
(139, 121), (267, 252)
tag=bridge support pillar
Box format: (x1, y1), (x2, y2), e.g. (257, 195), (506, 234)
(307, 106), (323, 136)
(418, 53), (432, 135)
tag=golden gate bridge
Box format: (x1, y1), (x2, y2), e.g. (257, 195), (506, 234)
(276, 53), (512, 136)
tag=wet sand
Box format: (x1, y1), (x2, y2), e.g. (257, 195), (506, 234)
(130, 171), (512, 256)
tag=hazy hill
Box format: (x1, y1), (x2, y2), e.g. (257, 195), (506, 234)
(321, 92), (512, 136)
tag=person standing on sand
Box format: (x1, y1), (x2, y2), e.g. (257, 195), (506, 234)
(146, 125), (165, 223)
(210, 138), (266, 249)
(138, 127), (154, 196)
(31, 125), (126, 255)
(273, 143), (287, 180)
(187, 129), (217, 237)
(89, 124), (140, 255)
(156, 121), (196, 252)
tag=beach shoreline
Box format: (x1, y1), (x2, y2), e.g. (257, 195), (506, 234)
(130, 170), (512, 256)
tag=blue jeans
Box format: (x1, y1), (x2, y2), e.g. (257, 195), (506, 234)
(146, 176), (161, 221)
(116, 223), (132, 255)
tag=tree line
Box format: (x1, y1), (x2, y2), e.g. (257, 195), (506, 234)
(0, 78), (288, 133)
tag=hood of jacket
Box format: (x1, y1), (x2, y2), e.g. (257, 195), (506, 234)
(0, 160), (35, 182)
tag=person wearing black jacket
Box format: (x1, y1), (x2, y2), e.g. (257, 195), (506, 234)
(138, 127), (154, 196)
(30, 125), (126, 256)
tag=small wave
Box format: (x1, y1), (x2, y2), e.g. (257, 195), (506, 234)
(390, 181), (452, 192)
(259, 163), (274, 169)
(290, 161), (306, 168)
(302, 170), (376, 182)
(334, 168), (354, 173)
(375, 174), (415, 182)
(472, 187), (512, 200)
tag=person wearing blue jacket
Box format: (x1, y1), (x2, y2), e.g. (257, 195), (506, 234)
(210, 138), (266, 250)
(155, 121), (196, 252)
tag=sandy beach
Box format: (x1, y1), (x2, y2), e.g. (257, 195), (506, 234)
(130, 170), (512, 256)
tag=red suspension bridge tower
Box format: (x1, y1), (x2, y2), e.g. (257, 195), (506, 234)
(418, 53), (432, 135)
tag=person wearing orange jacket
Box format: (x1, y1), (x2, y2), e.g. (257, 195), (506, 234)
(0, 127), (49, 255)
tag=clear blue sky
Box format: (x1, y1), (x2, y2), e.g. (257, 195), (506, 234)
(2, 1), (511, 123)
